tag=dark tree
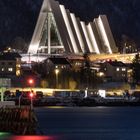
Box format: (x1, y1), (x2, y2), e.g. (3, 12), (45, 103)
(132, 53), (140, 85)
(83, 53), (90, 88)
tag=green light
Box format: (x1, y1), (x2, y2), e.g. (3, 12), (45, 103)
(0, 132), (11, 140)
(0, 132), (9, 135)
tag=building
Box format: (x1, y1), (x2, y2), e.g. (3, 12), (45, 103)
(48, 57), (71, 70)
(28, 0), (118, 55)
(0, 52), (21, 77)
(101, 61), (127, 82)
(94, 15), (118, 53)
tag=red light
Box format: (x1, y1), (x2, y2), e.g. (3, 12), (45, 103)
(28, 78), (34, 85)
(10, 136), (55, 140)
(29, 92), (34, 98)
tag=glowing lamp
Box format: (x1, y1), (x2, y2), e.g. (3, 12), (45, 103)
(28, 78), (34, 85)
(29, 92), (34, 98)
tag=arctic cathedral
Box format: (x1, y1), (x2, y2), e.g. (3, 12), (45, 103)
(28, 0), (118, 55)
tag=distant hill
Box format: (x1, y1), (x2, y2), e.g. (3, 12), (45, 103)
(0, 0), (140, 49)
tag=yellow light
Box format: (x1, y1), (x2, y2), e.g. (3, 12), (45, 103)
(127, 69), (132, 73)
(8, 47), (11, 51)
(16, 70), (21, 76)
(16, 64), (21, 68)
(55, 69), (59, 75)
(97, 72), (104, 77)
(47, 106), (64, 109)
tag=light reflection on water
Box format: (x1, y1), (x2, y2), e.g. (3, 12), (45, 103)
(34, 107), (140, 140)
(46, 106), (65, 109)
(3, 136), (60, 140)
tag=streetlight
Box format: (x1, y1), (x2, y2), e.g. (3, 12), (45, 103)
(55, 68), (59, 88)
(97, 72), (105, 77)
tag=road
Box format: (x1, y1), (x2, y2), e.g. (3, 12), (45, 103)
(35, 106), (140, 140)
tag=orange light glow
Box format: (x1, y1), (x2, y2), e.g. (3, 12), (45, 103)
(28, 79), (34, 85)
(10, 136), (57, 140)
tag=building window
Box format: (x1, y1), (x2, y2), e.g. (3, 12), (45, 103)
(116, 68), (119, 71)
(16, 70), (21, 76)
(76, 62), (81, 66)
(122, 68), (126, 71)
(1, 68), (4, 71)
(8, 68), (13, 72)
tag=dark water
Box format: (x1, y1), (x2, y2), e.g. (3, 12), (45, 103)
(35, 106), (140, 140)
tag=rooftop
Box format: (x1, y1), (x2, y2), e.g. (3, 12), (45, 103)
(0, 52), (21, 60)
(48, 57), (70, 65)
(107, 61), (126, 67)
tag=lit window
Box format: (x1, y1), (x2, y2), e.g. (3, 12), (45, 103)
(75, 62), (79, 66)
(116, 68), (119, 71)
(16, 70), (20, 76)
(97, 72), (104, 77)
(16, 64), (21, 68)
(122, 68), (126, 71)
(8, 68), (13, 72)
(1, 68), (4, 71)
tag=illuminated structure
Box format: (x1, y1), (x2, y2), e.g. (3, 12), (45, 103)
(101, 61), (127, 82)
(0, 52), (21, 76)
(28, 0), (118, 55)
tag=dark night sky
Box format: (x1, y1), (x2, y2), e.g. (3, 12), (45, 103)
(0, 0), (140, 48)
